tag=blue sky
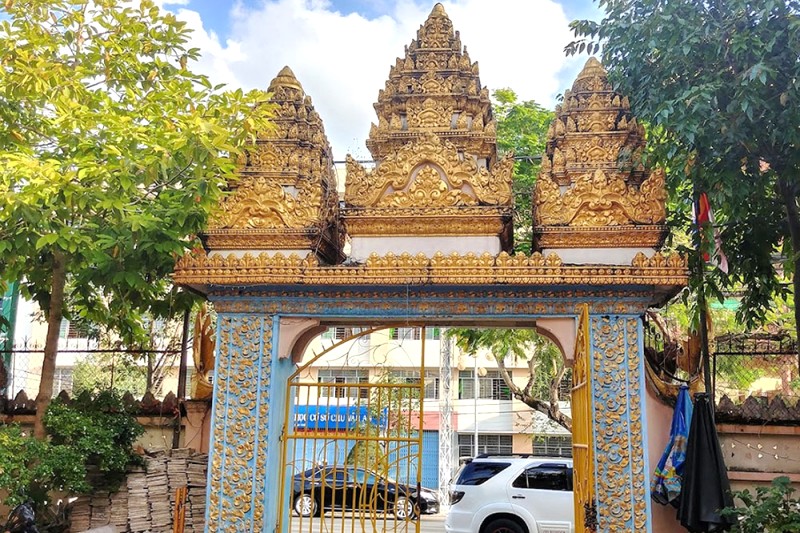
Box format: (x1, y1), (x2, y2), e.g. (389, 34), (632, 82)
(161, 0), (603, 158)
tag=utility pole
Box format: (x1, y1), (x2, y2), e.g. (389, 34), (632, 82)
(438, 330), (453, 511)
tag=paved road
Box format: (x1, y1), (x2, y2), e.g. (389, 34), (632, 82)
(289, 513), (447, 533)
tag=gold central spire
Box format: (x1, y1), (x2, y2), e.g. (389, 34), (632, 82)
(365, 2), (497, 163)
(343, 4), (514, 256)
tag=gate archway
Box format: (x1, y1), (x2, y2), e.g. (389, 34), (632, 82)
(174, 5), (687, 532)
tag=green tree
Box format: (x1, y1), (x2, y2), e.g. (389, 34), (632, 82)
(448, 328), (571, 431)
(493, 89), (553, 254)
(566, 0), (800, 342)
(0, 0), (272, 437)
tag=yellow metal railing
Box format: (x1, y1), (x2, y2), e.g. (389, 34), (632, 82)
(278, 326), (426, 533)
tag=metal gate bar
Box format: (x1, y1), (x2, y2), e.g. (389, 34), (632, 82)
(278, 326), (426, 533)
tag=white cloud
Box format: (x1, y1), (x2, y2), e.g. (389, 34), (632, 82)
(171, 0), (583, 160)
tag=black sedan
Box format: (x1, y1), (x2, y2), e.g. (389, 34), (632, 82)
(291, 466), (439, 519)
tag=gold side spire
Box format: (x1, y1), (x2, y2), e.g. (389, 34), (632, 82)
(533, 57), (667, 250)
(203, 66), (344, 263)
(268, 65), (303, 92)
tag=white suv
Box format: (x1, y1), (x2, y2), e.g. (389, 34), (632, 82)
(445, 456), (574, 533)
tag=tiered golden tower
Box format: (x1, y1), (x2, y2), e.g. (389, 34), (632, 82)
(533, 57), (667, 254)
(344, 3), (514, 256)
(202, 66), (344, 263)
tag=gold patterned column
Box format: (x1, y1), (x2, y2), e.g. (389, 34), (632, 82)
(590, 315), (650, 532)
(207, 314), (274, 531)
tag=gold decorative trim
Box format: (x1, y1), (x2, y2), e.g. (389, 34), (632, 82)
(174, 250), (688, 287)
(343, 210), (510, 237)
(534, 224), (668, 249)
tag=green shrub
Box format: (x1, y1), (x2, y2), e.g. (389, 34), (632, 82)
(0, 391), (143, 511)
(722, 476), (800, 532)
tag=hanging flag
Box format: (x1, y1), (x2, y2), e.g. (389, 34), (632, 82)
(694, 193), (729, 274)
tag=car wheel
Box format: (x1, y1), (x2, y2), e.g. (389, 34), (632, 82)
(392, 496), (417, 520)
(293, 493), (318, 517)
(482, 517), (525, 533)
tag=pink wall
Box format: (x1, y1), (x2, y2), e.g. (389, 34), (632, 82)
(645, 385), (684, 532)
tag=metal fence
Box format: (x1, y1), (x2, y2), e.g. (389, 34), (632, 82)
(713, 334), (799, 405)
(1, 342), (183, 401)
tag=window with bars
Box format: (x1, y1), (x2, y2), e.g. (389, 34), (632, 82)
(458, 370), (511, 400)
(59, 319), (93, 340)
(389, 369), (440, 399)
(532, 435), (573, 458)
(317, 368), (369, 398)
(457, 434), (513, 458)
(389, 327), (421, 341)
(320, 327), (371, 341)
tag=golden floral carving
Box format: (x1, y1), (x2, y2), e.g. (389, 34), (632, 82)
(534, 168), (666, 227)
(408, 98), (453, 129)
(173, 249), (688, 289)
(210, 177), (322, 230)
(345, 133), (512, 208)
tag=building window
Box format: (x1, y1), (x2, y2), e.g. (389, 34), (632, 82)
(317, 368), (369, 399)
(425, 328), (441, 340)
(458, 434), (513, 458)
(389, 369), (440, 399)
(321, 327), (370, 341)
(53, 366), (73, 396)
(59, 319), (92, 340)
(458, 370), (511, 400)
(389, 327), (422, 341)
(532, 435), (573, 458)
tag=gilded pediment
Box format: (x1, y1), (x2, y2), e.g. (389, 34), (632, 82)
(535, 168), (666, 227)
(345, 133), (512, 208)
(211, 177), (323, 230)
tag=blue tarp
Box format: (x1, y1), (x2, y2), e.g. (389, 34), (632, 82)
(651, 385), (693, 507)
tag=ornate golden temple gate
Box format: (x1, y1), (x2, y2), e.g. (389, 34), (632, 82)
(174, 5), (688, 533)
(277, 326), (428, 533)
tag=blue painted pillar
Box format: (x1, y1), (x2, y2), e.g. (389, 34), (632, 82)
(589, 314), (652, 533)
(205, 312), (294, 532)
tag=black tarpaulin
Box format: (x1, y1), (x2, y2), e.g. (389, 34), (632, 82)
(677, 393), (735, 532)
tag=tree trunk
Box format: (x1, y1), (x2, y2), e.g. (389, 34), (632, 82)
(496, 352), (572, 432)
(778, 178), (800, 363)
(34, 250), (67, 439)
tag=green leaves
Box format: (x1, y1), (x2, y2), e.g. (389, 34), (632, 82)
(0, 0), (274, 350)
(722, 476), (800, 532)
(568, 0), (800, 335)
(0, 391), (143, 510)
(492, 89), (553, 254)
